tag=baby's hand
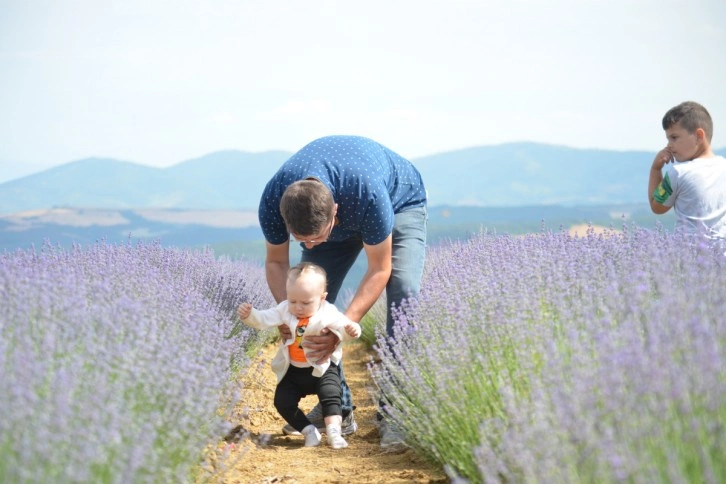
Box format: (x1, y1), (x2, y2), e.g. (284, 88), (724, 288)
(345, 322), (361, 339)
(237, 303), (252, 320)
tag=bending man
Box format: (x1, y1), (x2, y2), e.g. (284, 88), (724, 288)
(258, 135), (427, 447)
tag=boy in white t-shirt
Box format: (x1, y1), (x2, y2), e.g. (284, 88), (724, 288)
(649, 101), (726, 240)
(237, 262), (361, 449)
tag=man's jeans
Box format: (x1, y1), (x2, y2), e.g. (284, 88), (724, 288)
(300, 205), (428, 413)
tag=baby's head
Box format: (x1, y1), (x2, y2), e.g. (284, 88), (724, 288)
(286, 262), (328, 319)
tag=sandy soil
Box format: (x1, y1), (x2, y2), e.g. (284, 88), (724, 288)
(207, 342), (448, 484)
(567, 223), (616, 237)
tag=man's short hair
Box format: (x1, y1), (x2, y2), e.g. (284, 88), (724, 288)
(663, 101), (713, 142)
(280, 180), (335, 236)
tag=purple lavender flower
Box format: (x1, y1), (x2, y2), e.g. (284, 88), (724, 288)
(371, 225), (725, 483)
(0, 240), (272, 482)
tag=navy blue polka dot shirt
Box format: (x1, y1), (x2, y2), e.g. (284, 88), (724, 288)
(259, 135), (427, 246)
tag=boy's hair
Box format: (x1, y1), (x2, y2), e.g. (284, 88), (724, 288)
(662, 101), (713, 142)
(288, 262), (328, 289)
(280, 180), (335, 236)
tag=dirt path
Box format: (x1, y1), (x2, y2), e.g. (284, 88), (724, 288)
(210, 342), (448, 483)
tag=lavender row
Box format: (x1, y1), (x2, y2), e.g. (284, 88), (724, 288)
(0, 240), (273, 483)
(371, 225), (725, 483)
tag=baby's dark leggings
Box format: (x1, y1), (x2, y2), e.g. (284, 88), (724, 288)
(274, 363), (342, 432)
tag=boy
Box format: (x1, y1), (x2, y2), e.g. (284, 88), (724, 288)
(237, 262), (361, 449)
(649, 101), (726, 240)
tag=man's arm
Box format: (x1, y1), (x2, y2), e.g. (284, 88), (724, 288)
(649, 147), (673, 215)
(265, 240), (291, 303)
(345, 234), (392, 323)
(265, 240), (293, 341)
(302, 235), (392, 364)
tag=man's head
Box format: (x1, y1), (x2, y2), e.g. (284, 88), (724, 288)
(662, 101), (713, 161)
(286, 262), (328, 319)
(280, 179), (337, 245)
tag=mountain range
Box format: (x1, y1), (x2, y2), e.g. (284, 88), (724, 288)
(5, 142), (722, 214)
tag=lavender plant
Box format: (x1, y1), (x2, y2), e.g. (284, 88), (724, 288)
(0, 240), (273, 483)
(370, 226), (725, 483)
(357, 294), (387, 349)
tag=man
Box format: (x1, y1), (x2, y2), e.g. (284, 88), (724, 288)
(258, 135), (427, 447)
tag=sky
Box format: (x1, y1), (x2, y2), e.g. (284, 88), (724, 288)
(1, 0), (725, 182)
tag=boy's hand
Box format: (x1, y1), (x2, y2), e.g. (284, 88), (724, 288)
(652, 147), (674, 170)
(237, 303), (252, 320)
(345, 322), (361, 339)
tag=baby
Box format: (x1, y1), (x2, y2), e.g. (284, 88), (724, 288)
(237, 262), (361, 448)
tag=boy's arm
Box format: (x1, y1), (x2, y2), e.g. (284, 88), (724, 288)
(649, 148), (673, 215)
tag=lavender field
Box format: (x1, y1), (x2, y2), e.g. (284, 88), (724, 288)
(2, 227), (724, 483)
(372, 226), (725, 483)
(0, 241), (273, 483)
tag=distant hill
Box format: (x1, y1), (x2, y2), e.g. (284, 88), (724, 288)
(415, 143), (645, 206)
(0, 202), (674, 254)
(0, 207), (262, 253)
(4, 143), (722, 214)
(0, 203), (675, 297)
(417, 144), (726, 206)
(0, 150), (291, 213)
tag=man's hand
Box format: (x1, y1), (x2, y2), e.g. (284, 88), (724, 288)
(302, 327), (339, 364)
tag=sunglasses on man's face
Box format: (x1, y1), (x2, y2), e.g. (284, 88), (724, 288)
(290, 217), (335, 244)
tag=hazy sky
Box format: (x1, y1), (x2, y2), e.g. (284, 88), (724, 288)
(1, 0), (725, 180)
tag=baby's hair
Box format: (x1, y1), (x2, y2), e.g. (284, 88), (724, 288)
(662, 101), (713, 142)
(288, 262), (328, 288)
